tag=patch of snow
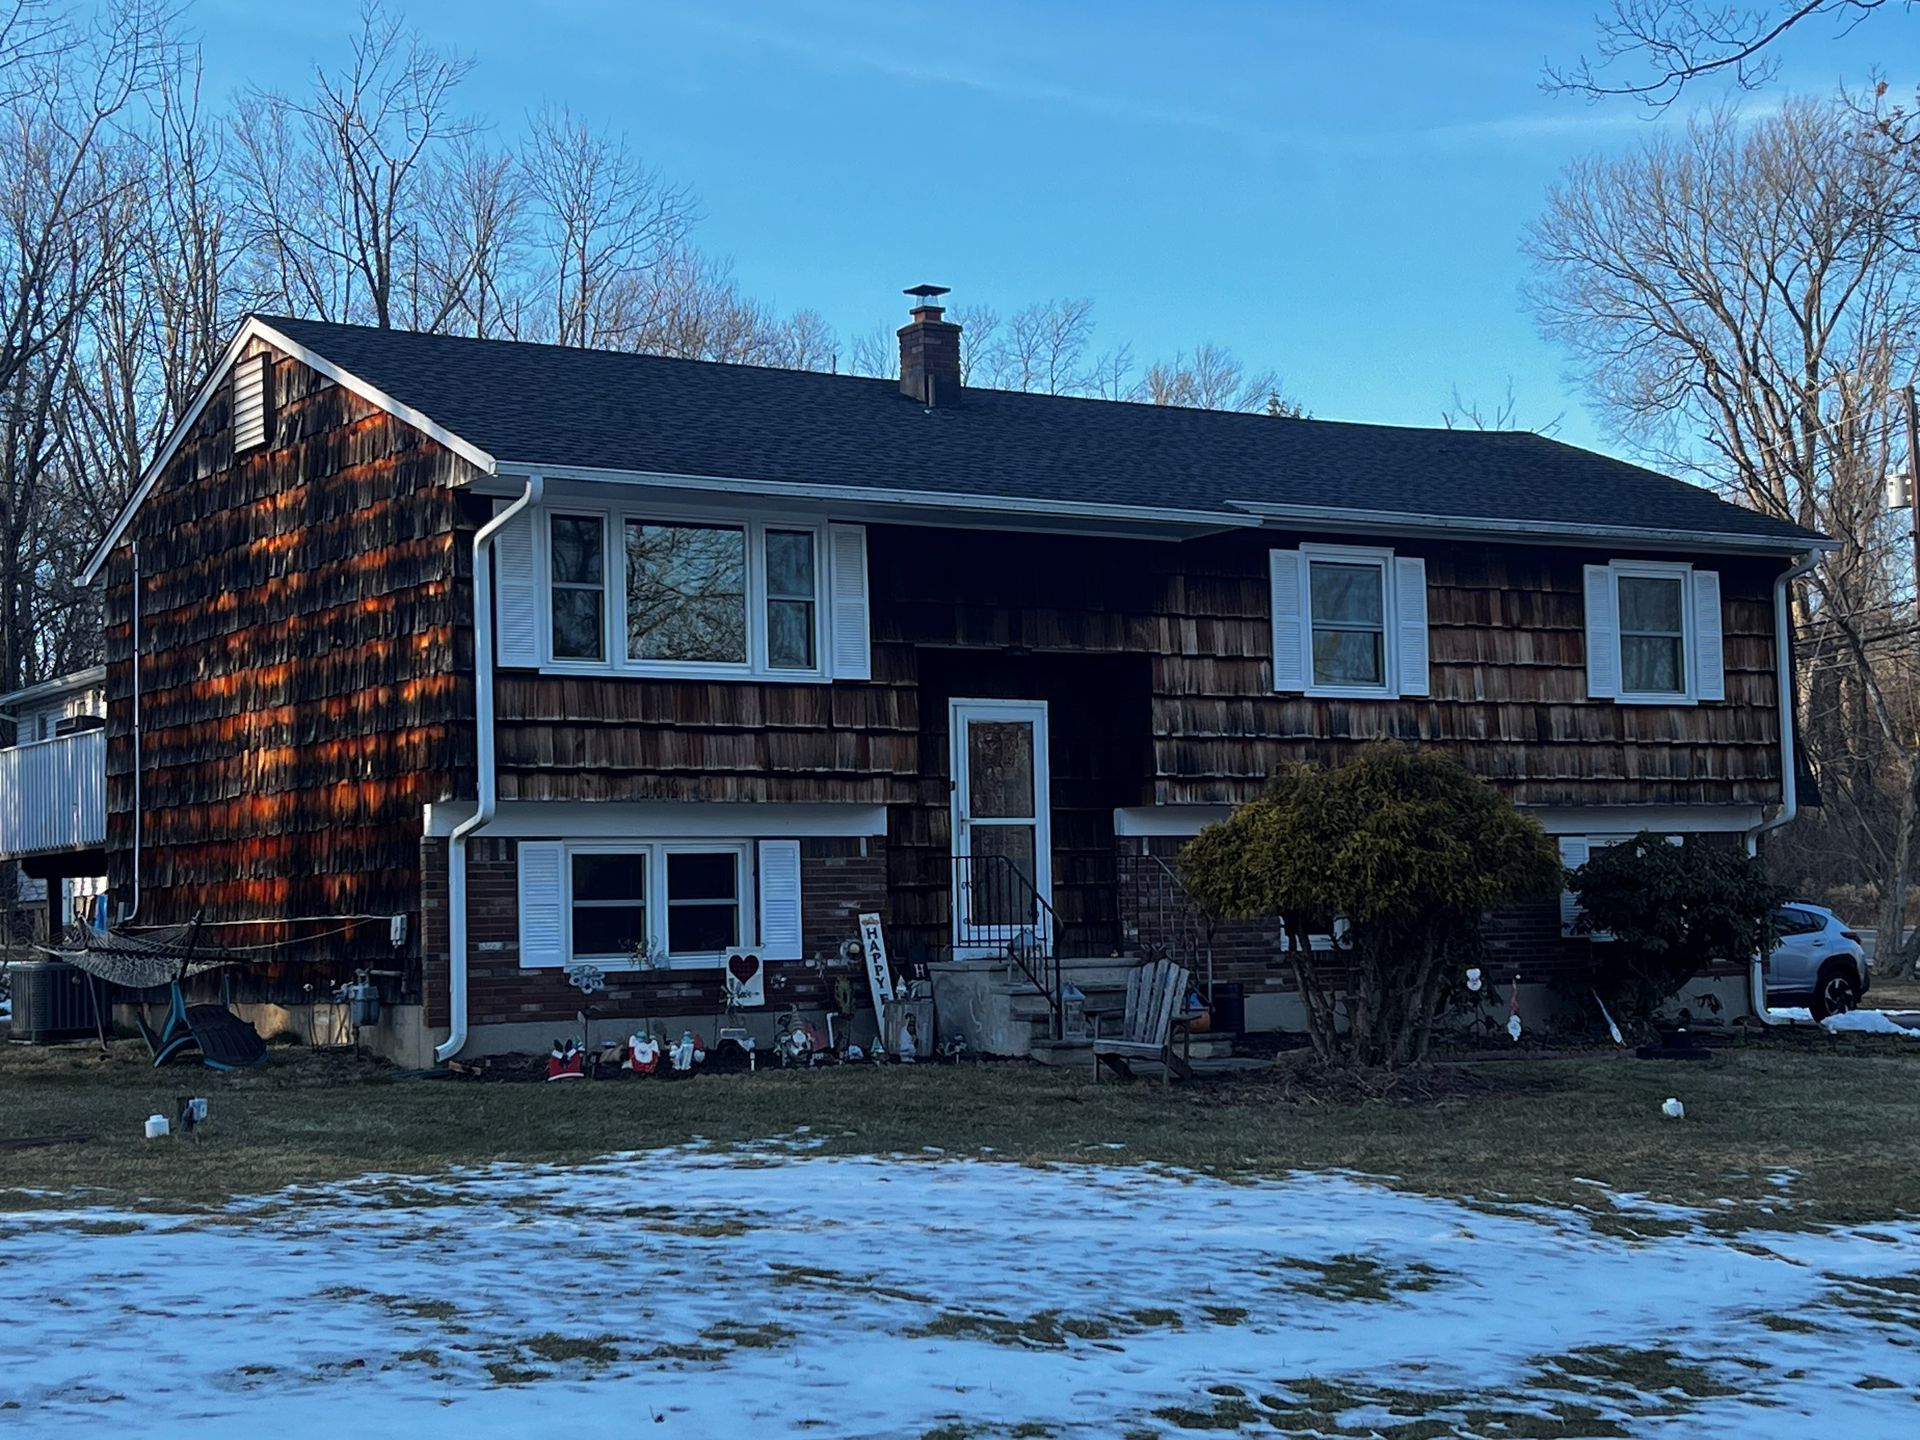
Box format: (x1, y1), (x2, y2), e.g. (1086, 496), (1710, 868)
(1768, 1006), (1815, 1022)
(1821, 1009), (1920, 1037)
(0, 1153), (1916, 1437)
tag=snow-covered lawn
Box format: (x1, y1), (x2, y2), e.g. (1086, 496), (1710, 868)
(4, 1146), (1917, 1437)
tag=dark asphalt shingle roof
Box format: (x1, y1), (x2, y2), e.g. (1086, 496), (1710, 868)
(265, 315), (1823, 550)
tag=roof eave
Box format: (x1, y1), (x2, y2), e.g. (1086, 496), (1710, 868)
(0, 664), (107, 709)
(484, 461), (1266, 537)
(1227, 500), (1836, 557)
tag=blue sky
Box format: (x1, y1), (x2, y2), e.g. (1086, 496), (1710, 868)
(191, 0), (1896, 459)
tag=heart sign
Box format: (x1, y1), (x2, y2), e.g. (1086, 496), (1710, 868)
(725, 950), (766, 1007)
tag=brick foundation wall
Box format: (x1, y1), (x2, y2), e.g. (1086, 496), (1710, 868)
(458, 835), (890, 1029)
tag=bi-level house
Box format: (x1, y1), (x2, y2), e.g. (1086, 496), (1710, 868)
(69, 294), (1827, 1063)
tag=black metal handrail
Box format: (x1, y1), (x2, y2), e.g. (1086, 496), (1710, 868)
(949, 851), (1064, 1038)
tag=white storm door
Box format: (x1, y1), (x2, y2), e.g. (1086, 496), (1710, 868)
(949, 698), (1053, 955)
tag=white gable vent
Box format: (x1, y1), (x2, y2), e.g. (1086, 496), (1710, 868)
(232, 353), (270, 453)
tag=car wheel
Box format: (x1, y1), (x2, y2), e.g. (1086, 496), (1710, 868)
(1810, 961), (1861, 1021)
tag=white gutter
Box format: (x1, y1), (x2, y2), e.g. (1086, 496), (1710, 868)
(486, 460), (1262, 532)
(1230, 500), (1840, 557)
(436, 473), (542, 1063)
(1744, 549), (1823, 1025)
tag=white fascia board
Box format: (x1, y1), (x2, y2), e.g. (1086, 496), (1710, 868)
(1524, 804), (1765, 836)
(1113, 805), (1235, 837)
(424, 799), (889, 840)
(78, 317), (498, 585)
(485, 461), (1261, 539)
(1230, 500), (1837, 557)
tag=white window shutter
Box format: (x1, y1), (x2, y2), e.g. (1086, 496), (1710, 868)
(757, 840), (804, 961)
(494, 507), (540, 668)
(518, 841), (567, 968)
(828, 523), (871, 680)
(1692, 569), (1724, 701)
(1270, 549), (1307, 691)
(1393, 555), (1429, 696)
(1583, 565), (1619, 700)
(1558, 836), (1590, 937)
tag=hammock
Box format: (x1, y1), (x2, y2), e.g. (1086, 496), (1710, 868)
(43, 923), (233, 990)
(42, 923), (263, 1069)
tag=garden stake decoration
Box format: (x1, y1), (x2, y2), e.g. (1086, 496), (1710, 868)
(1507, 975), (1523, 1042)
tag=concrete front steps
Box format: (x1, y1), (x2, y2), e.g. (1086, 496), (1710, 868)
(927, 953), (1246, 1065)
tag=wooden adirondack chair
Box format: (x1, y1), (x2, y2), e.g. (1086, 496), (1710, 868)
(1091, 959), (1192, 1084)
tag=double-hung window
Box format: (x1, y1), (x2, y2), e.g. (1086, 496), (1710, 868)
(1584, 561), (1723, 705)
(549, 514), (607, 661)
(541, 510), (834, 678)
(1308, 557), (1389, 689)
(1270, 544), (1429, 698)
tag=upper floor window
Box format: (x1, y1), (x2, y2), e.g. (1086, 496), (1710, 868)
(1583, 561), (1723, 705)
(528, 507), (854, 680)
(625, 521), (748, 663)
(550, 515), (606, 661)
(1270, 544), (1429, 699)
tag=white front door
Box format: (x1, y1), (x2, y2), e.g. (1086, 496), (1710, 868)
(949, 698), (1052, 955)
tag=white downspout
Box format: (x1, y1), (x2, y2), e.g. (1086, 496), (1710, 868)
(436, 474), (542, 1064)
(1744, 549), (1822, 1025)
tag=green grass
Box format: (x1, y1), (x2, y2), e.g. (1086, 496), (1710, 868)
(2, 1034), (1919, 1228)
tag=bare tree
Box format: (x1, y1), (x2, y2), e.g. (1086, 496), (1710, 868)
(521, 104), (691, 348)
(228, 2), (479, 330)
(1441, 379), (1564, 435)
(1138, 341), (1284, 413)
(1548, 1), (1905, 107)
(1526, 97), (1920, 966)
(847, 323), (894, 379)
(0, 0), (178, 691)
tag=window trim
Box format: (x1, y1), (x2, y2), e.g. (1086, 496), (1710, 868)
(1300, 543), (1398, 699)
(538, 505), (830, 681)
(1611, 559), (1696, 706)
(564, 839), (753, 970)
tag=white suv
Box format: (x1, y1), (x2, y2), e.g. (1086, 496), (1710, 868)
(1767, 904), (1870, 1019)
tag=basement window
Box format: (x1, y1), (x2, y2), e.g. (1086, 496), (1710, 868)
(562, 842), (748, 967)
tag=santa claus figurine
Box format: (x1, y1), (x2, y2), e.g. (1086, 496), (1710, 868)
(624, 1030), (661, 1075)
(546, 1037), (584, 1081)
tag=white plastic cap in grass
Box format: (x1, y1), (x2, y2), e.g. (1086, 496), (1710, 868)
(1661, 1097), (1685, 1120)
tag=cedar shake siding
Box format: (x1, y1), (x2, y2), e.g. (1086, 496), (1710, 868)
(101, 341), (479, 982)
(493, 526), (1784, 815)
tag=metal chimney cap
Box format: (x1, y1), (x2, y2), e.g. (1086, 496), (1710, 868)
(904, 284), (951, 302)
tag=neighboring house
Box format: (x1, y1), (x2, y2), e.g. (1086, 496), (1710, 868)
(66, 294), (1829, 1062)
(0, 667), (108, 939)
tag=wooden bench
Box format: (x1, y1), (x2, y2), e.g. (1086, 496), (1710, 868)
(1091, 959), (1192, 1084)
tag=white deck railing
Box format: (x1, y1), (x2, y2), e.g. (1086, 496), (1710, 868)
(0, 729), (106, 858)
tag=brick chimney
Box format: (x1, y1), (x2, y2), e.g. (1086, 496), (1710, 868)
(898, 284), (961, 404)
